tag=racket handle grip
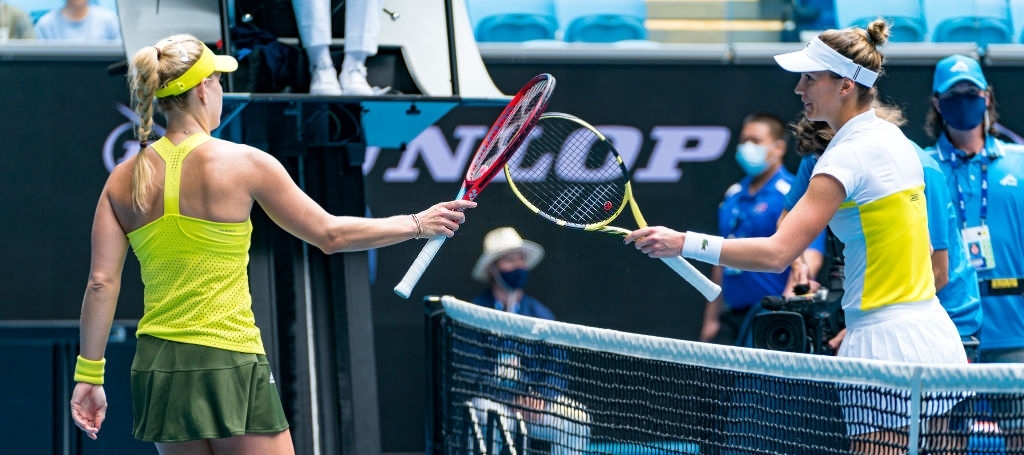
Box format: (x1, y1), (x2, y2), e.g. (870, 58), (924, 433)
(394, 235), (447, 299)
(659, 256), (722, 301)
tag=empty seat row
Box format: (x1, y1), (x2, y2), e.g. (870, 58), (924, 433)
(466, 0), (647, 43)
(834, 0), (1024, 45)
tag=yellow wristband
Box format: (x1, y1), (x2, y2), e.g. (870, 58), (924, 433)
(74, 355), (106, 385)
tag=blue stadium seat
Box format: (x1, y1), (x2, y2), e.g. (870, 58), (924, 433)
(834, 0), (926, 42)
(793, 0), (839, 31)
(466, 0), (558, 43)
(1010, 0), (1024, 42)
(554, 0), (647, 43)
(924, 0), (1013, 46)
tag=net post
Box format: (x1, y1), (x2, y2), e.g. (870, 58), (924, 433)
(909, 367), (923, 455)
(424, 296), (448, 455)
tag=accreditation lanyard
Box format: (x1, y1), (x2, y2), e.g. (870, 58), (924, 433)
(943, 139), (999, 271)
(940, 135), (999, 228)
(952, 160), (988, 229)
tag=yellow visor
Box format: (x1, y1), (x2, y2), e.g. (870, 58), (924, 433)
(155, 44), (238, 98)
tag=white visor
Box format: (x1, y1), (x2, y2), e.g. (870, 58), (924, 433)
(774, 37), (878, 87)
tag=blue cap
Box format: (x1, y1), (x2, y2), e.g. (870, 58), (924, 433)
(932, 55), (988, 94)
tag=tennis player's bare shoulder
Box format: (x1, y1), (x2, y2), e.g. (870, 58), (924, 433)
(207, 139), (274, 162)
(230, 141), (289, 172)
(208, 140), (294, 193)
(192, 139), (271, 169)
(104, 155), (136, 197)
(106, 149), (163, 192)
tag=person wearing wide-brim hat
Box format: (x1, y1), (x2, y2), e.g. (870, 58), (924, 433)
(468, 228), (592, 453)
(471, 226), (550, 318)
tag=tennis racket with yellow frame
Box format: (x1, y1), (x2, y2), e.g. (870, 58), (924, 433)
(503, 112), (721, 301)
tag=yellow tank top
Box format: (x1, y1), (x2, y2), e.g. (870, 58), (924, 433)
(129, 133), (264, 354)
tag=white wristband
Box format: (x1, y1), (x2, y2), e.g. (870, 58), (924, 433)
(681, 231), (723, 265)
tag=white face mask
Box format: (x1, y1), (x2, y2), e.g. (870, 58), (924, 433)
(735, 142), (769, 176)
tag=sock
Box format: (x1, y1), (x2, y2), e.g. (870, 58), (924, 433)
(307, 45), (333, 70)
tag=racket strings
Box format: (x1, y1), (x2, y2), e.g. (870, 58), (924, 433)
(468, 79), (553, 181)
(507, 117), (629, 226)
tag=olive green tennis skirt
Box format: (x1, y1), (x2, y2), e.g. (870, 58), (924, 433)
(130, 335), (289, 443)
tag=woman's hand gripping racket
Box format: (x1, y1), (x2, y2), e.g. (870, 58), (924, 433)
(503, 112), (721, 301)
(394, 73), (556, 298)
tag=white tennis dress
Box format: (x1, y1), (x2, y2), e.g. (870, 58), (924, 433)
(812, 109), (967, 435)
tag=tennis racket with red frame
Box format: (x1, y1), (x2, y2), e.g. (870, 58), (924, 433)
(503, 112), (721, 301)
(394, 73), (556, 298)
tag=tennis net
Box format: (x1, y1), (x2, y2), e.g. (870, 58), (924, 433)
(424, 295), (1024, 455)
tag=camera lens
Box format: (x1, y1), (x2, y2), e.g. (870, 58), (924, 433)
(752, 312), (807, 353)
(769, 326), (794, 346)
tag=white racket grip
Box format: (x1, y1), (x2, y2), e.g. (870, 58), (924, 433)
(394, 235), (448, 298)
(659, 256), (721, 301)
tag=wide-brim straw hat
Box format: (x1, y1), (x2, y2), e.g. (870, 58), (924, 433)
(471, 227), (545, 282)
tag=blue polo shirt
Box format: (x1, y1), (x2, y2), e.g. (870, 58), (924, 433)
(718, 168), (825, 310)
(784, 155), (818, 212)
(33, 6), (122, 42)
(916, 147), (982, 337)
(927, 134), (1024, 351)
(470, 290), (565, 398)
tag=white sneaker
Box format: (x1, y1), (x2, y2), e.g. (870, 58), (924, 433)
(340, 65), (377, 96)
(309, 65), (342, 96)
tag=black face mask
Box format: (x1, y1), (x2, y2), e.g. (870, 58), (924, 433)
(495, 268), (529, 290)
(939, 93), (986, 131)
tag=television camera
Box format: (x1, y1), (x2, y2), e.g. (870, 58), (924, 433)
(752, 285), (845, 356)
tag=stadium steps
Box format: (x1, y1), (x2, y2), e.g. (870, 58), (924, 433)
(644, 0), (788, 43)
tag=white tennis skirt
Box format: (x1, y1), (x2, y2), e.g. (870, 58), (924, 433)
(839, 297), (967, 364)
(839, 298), (968, 435)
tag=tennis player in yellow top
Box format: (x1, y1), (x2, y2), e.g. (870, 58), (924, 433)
(69, 34), (474, 454)
(625, 19), (966, 449)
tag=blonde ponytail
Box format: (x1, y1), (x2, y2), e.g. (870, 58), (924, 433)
(125, 35), (205, 213)
(128, 46), (161, 213)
